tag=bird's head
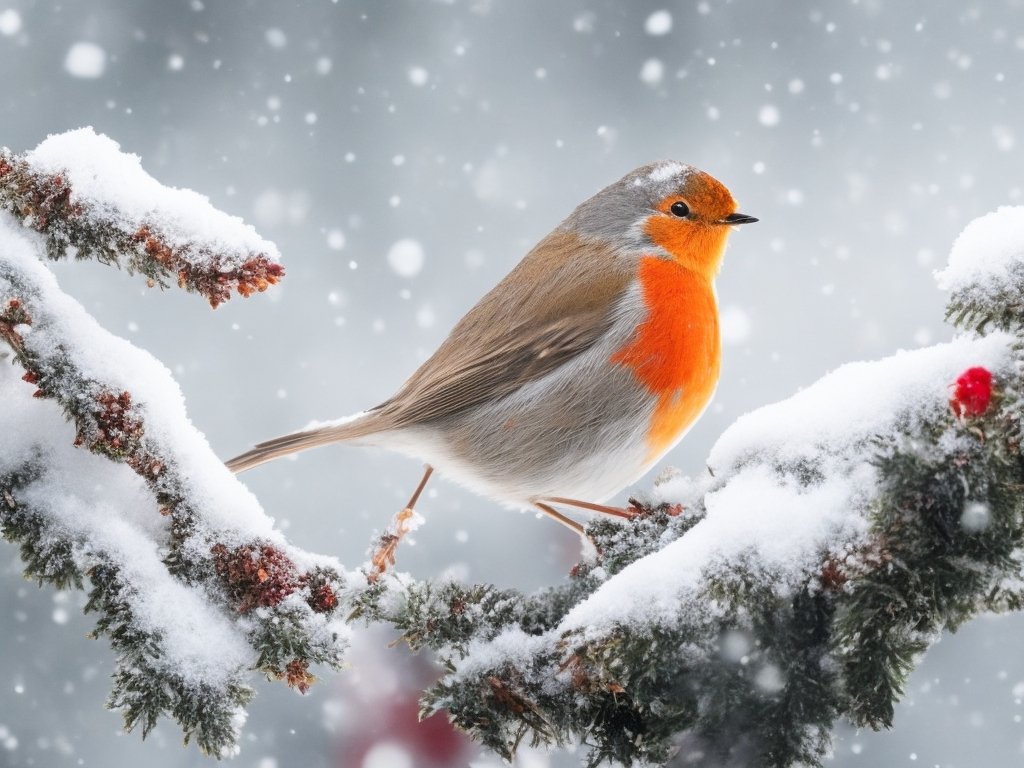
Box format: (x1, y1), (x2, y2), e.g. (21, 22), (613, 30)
(562, 161), (757, 280)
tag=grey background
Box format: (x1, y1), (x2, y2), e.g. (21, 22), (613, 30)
(2, 0), (1024, 766)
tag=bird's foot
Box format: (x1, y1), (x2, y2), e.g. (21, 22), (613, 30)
(368, 506), (418, 583)
(366, 464), (433, 584)
(626, 497), (684, 518)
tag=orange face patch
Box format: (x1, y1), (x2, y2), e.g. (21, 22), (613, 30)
(643, 217), (732, 279)
(643, 171), (738, 278)
(611, 256), (721, 460)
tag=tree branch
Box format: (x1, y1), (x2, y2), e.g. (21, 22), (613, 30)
(0, 128), (282, 307)
(4, 130), (1024, 766)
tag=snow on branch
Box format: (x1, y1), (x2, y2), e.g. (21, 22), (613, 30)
(347, 208), (1024, 766)
(5, 128), (1024, 767)
(0, 135), (344, 757)
(0, 128), (282, 307)
(939, 206), (1024, 335)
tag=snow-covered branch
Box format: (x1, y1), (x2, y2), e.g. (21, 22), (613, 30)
(0, 131), (343, 757)
(5, 128), (1024, 766)
(0, 128), (282, 307)
(348, 209), (1024, 766)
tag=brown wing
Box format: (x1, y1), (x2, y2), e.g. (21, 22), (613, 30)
(373, 230), (636, 429)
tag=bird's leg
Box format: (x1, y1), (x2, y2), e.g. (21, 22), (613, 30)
(534, 501), (585, 535)
(368, 465), (434, 583)
(535, 502), (600, 561)
(540, 496), (641, 521)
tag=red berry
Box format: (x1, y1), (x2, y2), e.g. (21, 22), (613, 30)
(950, 366), (993, 418)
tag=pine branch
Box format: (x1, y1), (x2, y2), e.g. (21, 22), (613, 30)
(5, 130), (1024, 767)
(0, 131), (344, 756)
(344, 332), (1022, 766)
(0, 129), (282, 307)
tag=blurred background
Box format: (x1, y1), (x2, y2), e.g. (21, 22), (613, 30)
(2, 0), (1023, 766)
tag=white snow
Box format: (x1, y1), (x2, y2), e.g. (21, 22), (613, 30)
(0, 9), (21, 36)
(758, 104), (781, 126)
(0, 218), (284, 540)
(719, 305), (752, 345)
(264, 28), (287, 49)
(25, 128), (280, 267)
(326, 228), (346, 250)
(711, 333), (1009, 472)
(64, 43), (106, 78)
(647, 161), (687, 183)
(562, 463), (873, 632)
(408, 66), (429, 86)
(0, 217), (349, 708)
(387, 238), (425, 278)
(559, 331), (1011, 634)
(0, 345), (254, 687)
(993, 125), (1015, 152)
(363, 742), (413, 768)
(644, 10), (673, 35)
(935, 206), (1024, 295)
(639, 58), (664, 85)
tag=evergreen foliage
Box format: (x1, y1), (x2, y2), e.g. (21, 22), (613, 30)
(3, 132), (1024, 765)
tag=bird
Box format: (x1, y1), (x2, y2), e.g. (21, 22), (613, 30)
(227, 161), (756, 576)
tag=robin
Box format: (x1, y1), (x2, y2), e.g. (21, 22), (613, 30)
(227, 161), (756, 576)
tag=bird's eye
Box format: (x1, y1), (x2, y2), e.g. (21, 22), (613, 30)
(669, 201), (690, 218)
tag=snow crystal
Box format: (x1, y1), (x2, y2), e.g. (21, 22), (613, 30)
(935, 206), (1024, 294)
(720, 629), (752, 662)
(415, 304), (436, 329)
(64, 42), (106, 78)
(788, 78), (805, 94)
(316, 56), (332, 75)
(719, 305), (752, 345)
(992, 125), (1015, 152)
(326, 228), (346, 250)
(387, 238), (425, 277)
(572, 12), (596, 33)
(960, 502), (991, 533)
(408, 66), (429, 86)
(644, 10), (673, 35)
(0, 9), (21, 36)
(167, 54), (184, 71)
(363, 742), (413, 768)
(639, 58), (664, 85)
(265, 28), (287, 49)
(755, 664), (786, 693)
(758, 104), (780, 126)
(26, 128), (280, 267)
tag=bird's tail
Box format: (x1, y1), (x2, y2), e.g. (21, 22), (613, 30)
(225, 413), (381, 474)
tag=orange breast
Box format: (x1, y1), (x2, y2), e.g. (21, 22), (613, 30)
(611, 256), (721, 460)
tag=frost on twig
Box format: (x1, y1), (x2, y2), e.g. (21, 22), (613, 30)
(0, 132), (343, 758)
(0, 128), (282, 307)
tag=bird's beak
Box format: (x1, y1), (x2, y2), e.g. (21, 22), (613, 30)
(719, 212), (759, 225)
